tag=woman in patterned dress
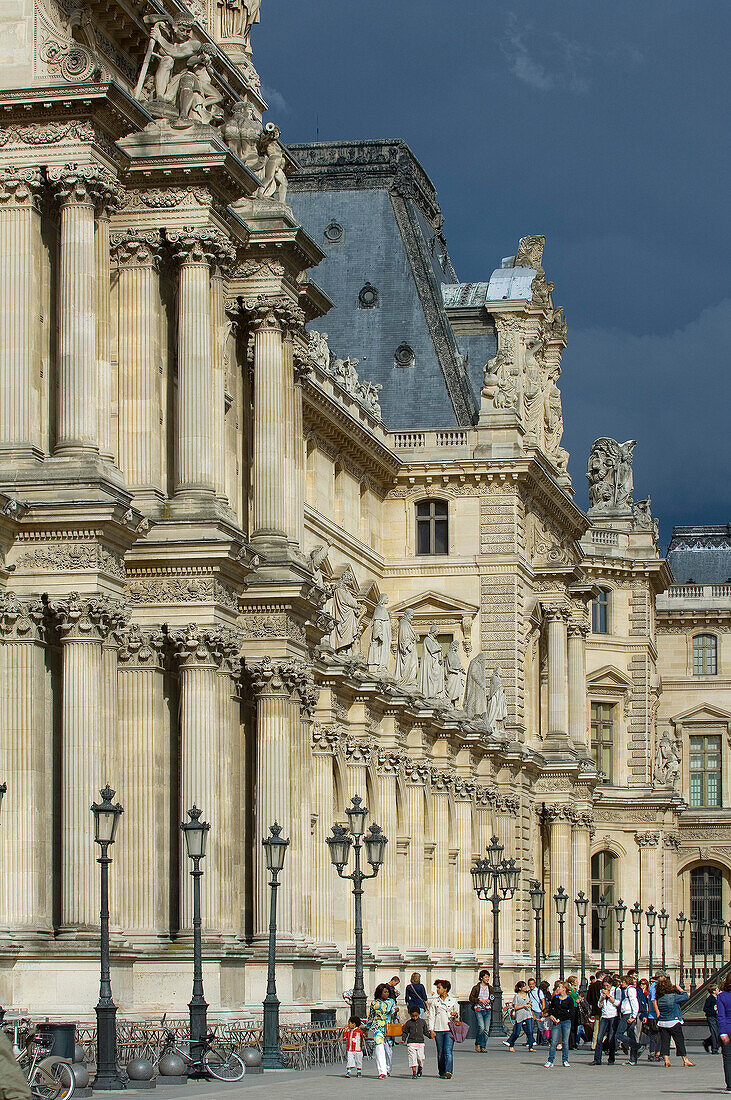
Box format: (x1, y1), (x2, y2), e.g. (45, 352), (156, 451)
(367, 982), (399, 1078)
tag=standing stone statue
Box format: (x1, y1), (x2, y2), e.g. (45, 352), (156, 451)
(394, 609), (418, 688)
(486, 667), (508, 735)
(444, 641), (466, 707)
(655, 730), (681, 788)
(367, 595), (391, 673)
(463, 652), (488, 719)
(308, 543), (329, 589)
(329, 578), (360, 657)
(587, 438), (637, 512)
(418, 624), (445, 700)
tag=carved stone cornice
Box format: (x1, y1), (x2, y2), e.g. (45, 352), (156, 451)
(0, 167), (43, 210)
(0, 592), (46, 642)
(47, 592), (128, 643)
(168, 228), (236, 271)
(635, 830), (661, 848)
(110, 228), (162, 269)
(117, 625), (166, 670)
(48, 164), (119, 209)
(170, 624), (241, 675)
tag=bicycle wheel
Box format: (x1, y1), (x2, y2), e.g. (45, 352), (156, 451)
(203, 1047), (245, 1081)
(30, 1059), (75, 1100)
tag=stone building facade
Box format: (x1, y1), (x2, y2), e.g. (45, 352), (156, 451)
(0, 0), (723, 1018)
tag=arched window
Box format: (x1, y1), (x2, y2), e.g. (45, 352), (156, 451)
(592, 588), (610, 634)
(416, 499), (448, 555)
(591, 851), (615, 951)
(690, 866), (723, 958)
(693, 634), (718, 676)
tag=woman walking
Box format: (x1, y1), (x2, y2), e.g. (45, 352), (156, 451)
(652, 976), (694, 1069)
(405, 972), (429, 1018)
(544, 982), (573, 1068)
(367, 982), (399, 1079)
(504, 981), (535, 1052)
(468, 969), (492, 1052)
(716, 974), (731, 1090)
(428, 979), (460, 1079)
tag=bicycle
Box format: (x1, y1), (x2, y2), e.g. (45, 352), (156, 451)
(154, 1028), (245, 1081)
(8, 1022), (75, 1100)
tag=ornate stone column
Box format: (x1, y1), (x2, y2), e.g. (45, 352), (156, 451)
(495, 798), (517, 960)
(174, 626), (241, 939)
(0, 168), (42, 459)
(49, 165), (115, 456)
(169, 230), (233, 502)
(636, 831), (660, 909)
(293, 360), (310, 550)
(544, 804), (573, 955)
(474, 789), (496, 956)
(0, 594), (51, 932)
(404, 763), (428, 956)
(94, 178), (123, 463)
(570, 812), (593, 955)
(48, 593), (125, 930)
(311, 724), (338, 946)
(431, 771), (451, 956)
(454, 781), (475, 957)
(545, 605), (569, 739)
(375, 750), (400, 958)
(116, 627), (169, 939)
(567, 617), (589, 751)
(210, 252), (234, 505)
(246, 297), (303, 551)
(112, 229), (163, 505)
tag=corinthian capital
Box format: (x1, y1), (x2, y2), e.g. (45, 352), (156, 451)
(48, 164), (120, 209)
(47, 592), (128, 642)
(110, 228), (162, 269)
(635, 830), (661, 848)
(168, 227), (236, 271)
(243, 294), (305, 336)
(246, 655), (312, 701)
(170, 624), (242, 673)
(117, 624), (167, 669)
(0, 167), (42, 210)
(0, 591), (46, 642)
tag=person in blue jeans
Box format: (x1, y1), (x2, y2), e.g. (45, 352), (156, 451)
(468, 970), (493, 1052)
(427, 980), (460, 1079)
(504, 982), (535, 1051)
(545, 983), (573, 1068)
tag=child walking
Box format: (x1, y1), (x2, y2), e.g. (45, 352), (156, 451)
(343, 1015), (366, 1078)
(402, 1006), (430, 1077)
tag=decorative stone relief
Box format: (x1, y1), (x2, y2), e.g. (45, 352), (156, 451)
(654, 729), (681, 789)
(16, 542), (126, 579)
(127, 576), (238, 611)
(587, 438), (636, 513)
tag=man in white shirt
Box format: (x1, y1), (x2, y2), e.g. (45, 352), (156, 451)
(591, 979), (621, 1065)
(615, 975), (640, 1065)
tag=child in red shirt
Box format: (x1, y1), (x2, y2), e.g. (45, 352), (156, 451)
(343, 1015), (366, 1077)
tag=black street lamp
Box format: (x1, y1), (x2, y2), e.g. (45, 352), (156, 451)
(701, 917), (710, 983)
(711, 919), (721, 973)
(597, 894), (610, 973)
(677, 913), (687, 987)
(554, 886), (568, 981)
(658, 907), (669, 974)
(725, 921), (731, 965)
(646, 905), (657, 977)
(631, 902), (642, 972)
(181, 805), (210, 1068)
(90, 786), (124, 1091)
(261, 823), (289, 1070)
(529, 880), (545, 984)
(472, 837), (520, 1037)
(575, 891), (589, 992)
(689, 918), (698, 993)
(326, 796), (388, 1022)
(614, 899), (627, 976)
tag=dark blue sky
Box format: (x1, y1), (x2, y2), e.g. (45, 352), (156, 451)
(254, 1), (730, 544)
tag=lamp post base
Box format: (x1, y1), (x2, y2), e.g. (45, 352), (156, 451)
(262, 997), (285, 1069)
(93, 1003), (124, 1091)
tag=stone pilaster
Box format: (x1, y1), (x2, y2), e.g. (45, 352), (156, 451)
(543, 804), (574, 954)
(0, 168), (43, 460)
(375, 750), (400, 958)
(403, 762), (428, 956)
(210, 257), (232, 504)
(431, 771), (452, 956)
(474, 790), (496, 956)
(453, 780), (475, 956)
(48, 592), (127, 930)
(545, 604), (569, 741)
(49, 165), (117, 456)
(116, 626), (169, 939)
(293, 361), (310, 550)
(0, 594), (51, 932)
(636, 830), (660, 910)
(111, 229), (163, 506)
(94, 176), (123, 463)
(172, 625), (241, 939)
(567, 617), (589, 751)
(311, 724), (339, 946)
(570, 812), (593, 954)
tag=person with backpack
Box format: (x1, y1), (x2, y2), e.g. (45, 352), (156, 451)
(527, 977), (546, 1045)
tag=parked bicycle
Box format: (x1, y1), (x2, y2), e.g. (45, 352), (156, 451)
(7, 1021), (75, 1100)
(154, 1027), (245, 1081)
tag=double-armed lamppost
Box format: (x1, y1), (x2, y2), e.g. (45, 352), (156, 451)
(689, 918), (699, 992)
(326, 796), (388, 1022)
(554, 886), (568, 981)
(529, 880), (545, 984)
(658, 907), (669, 973)
(597, 894), (610, 972)
(701, 917), (710, 982)
(614, 899), (627, 976)
(677, 913), (687, 987)
(181, 805), (210, 1067)
(646, 905), (657, 976)
(631, 902), (642, 972)
(261, 823), (289, 1069)
(575, 891), (589, 992)
(472, 837), (520, 1037)
(91, 786), (124, 1090)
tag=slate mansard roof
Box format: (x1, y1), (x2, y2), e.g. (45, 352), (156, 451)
(666, 524), (731, 584)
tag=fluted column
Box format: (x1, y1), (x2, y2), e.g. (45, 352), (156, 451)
(246, 296), (303, 548)
(454, 783), (475, 956)
(175, 626), (241, 938)
(404, 765), (428, 955)
(432, 776), (451, 955)
(311, 726), (338, 945)
(0, 595), (51, 931)
(375, 753), (399, 956)
(570, 814), (592, 955)
(568, 619), (588, 751)
(116, 627), (169, 939)
(48, 593), (125, 930)
(49, 165), (115, 456)
(293, 361), (309, 549)
(210, 263), (228, 503)
(545, 605), (569, 739)
(0, 168), (42, 459)
(545, 805), (573, 955)
(474, 795), (495, 957)
(495, 803), (516, 960)
(112, 229), (163, 504)
(94, 179), (122, 463)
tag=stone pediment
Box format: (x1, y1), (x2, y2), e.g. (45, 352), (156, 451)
(670, 703), (731, 728)
(389, 591), (479, 618)
(586, 664), (633, 692)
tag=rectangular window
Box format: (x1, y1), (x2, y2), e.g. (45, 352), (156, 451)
(689, 734), (722, 807)
(592, 589), (609, 634)
(416, 500), (448, 556)
(591, 702), (614, 782)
